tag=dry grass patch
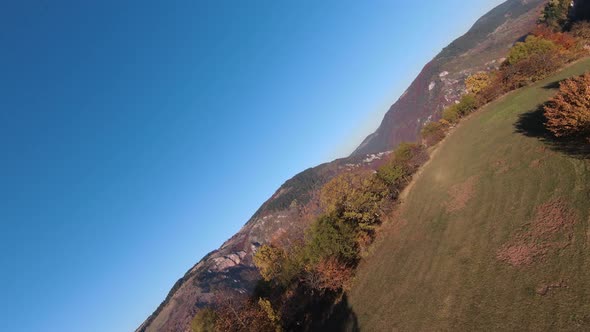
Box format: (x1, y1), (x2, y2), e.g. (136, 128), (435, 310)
(535, 279), (568, 296)
(497, 198), (578, 267)
(446, 176), (479, 213)
(529, 158), (543, 168)
(494, 159), (511, 174)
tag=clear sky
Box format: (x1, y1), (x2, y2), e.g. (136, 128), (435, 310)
(1, 1), (504, 331)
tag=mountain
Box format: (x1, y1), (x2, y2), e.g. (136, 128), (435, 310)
(352, 0), (547, 155)
(348, 57), (590, 331)
(137, 1), (547, 331)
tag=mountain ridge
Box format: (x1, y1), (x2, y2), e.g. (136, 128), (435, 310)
(137, 1), (547, 331)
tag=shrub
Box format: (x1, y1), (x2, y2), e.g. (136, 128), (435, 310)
(477, 72), (506, 104)
(456, 94), (478, 115)
(442, 104), (461, 123)
(393, 142), (420, 163)
(570, 21), (590, 43)
(505, 35), (558, 66)
(466, 72), (492, 95)
(441, 94), (479, 125)
(320, 171), (387, 230)
(544, 72), (590, 139)
(421, 121), (446, 146)
(533, 25), (579, 50)
(376, 162), (410, 198)
(303, 257), (352, 293)
(214, 296), (280, 332)
(304, 214), (359, 265)
(502, 38), (564, 89)
(254, 245), (288, 283)
(191, 308), (218, 332)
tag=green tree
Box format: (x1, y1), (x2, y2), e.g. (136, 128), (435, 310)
(253, 245), (288, 283)
(320, 171), (387, 230)
(539, 0), (571, 31)
(304, 214), (359, 265)
(505, 35), (558, 66)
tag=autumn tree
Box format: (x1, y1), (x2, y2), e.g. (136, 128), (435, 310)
(532, 25), (578, 50)
(466, 72), (492, 95)
(214, 296), (280, 332)
(544, 72), (590, 139)
(300, 257), (352, 293)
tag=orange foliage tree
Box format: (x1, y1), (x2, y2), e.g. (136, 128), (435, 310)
(544, 72), (590, 139)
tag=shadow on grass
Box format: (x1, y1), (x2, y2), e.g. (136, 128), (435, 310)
(542, 80), (562, 90)
(316, 293), (360, 332)
(514, 105), (590, 159)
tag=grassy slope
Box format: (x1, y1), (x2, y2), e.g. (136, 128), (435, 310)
(348, 59), (590, 331)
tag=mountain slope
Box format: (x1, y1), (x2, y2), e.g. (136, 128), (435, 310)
(352, 0), (546, 156)
(348, 58), (590, 331)
(137, 1), (549, 331)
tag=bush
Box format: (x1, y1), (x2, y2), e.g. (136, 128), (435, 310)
(456, 94), (478, 115)
(304, 214), (359, 265)
(502, 37), (564, 89)
(477, 72), (506, 104)
(544, 72), (590, 139)
(214, 296), (280, 332)
(302, 257), (352, 293)
(466, 72), (492, 95)
(441, 94), (478, 124)
(570, 21), (590, 43)
(392, 142), (420, 163)
(505, 35), (558, 66)
(191, 308), (218, 332)
(421, 121), (446, 146)
(376, 162), (410, 198)
(254, 245), (288, 284)
(376, 142), (426, 197)
(320, 171), (387, 230)
(533, 25), (579, 50)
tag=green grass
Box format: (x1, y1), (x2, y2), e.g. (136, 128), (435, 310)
(348, 59), (590, 331)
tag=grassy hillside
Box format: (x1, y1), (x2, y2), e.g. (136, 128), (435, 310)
(348, 59), (590, 331)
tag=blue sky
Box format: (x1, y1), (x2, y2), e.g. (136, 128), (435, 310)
(1, 1), (504, 331)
